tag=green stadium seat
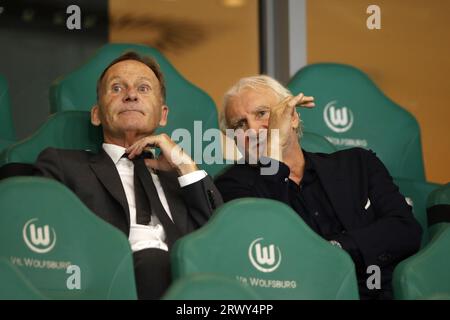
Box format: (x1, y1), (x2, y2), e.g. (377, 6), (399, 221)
(0, 177), (137, 299)
(0, 139), (14, 153)
(171, 198), (359, 300)
(422, 293), (450, 300)
(392, 223), (450, 300)
(49, 43), (225, 176)
(394, 177), (441, 246)
(0, 74), (16, 151)
(383, 178), (448, 300)
(288, 63), (425, 181)
(0, 111), (102, 166)
(428, 183), (450, 206)
(301, 131), (337, 154)
(163, 273), (261, 300)
(0, 257), (46, 300)
(426, 183), (450, 239)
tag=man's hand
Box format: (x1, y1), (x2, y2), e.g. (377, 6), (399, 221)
(126, 134), (198, 176)
(266, 93), (314, 161)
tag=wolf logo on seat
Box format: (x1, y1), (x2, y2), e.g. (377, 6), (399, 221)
(248, 238), (282, 273)
(323, 101), (354, 133)
(22, 218), (57, 254)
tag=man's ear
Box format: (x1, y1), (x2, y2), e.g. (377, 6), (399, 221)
(159, 105), (169, 127)
(292, 110), (300, 131)
(91, 105), (102, 126)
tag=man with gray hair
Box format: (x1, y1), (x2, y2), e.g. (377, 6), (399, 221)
(215, 75), (422, 300)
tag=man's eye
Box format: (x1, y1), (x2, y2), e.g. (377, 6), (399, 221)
(233, 121), (246, 130)
(138, 85), (150, 93)
(112, 85), (122, 93)
(257, 110), (268, 118)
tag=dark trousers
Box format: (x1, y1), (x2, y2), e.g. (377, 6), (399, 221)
(132, 248), (172, 300)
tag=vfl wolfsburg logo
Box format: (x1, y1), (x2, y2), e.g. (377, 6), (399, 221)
(248, 238), (282, 273)
(323, 101), (354, 133)
(22, 218), (57, 254)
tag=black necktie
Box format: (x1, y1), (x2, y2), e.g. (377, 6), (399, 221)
(133, 157), (152, 225)
(125, 152), (181, 247)
(122, 152), (154, 225)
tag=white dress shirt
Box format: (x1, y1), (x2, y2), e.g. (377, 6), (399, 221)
(102, 144), (207, 252)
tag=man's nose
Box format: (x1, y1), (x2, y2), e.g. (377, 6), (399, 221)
(123, 88), (138, 102)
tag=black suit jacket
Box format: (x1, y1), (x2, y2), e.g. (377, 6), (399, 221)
(215, 147), (422, 299)
(34, 147), (223, 248)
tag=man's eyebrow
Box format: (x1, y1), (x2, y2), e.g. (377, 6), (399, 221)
(136, 76), (153, 83)
(254, 105), (270, 112)
(106, 76), (153, 85)
(106, 76), (122, 84)
(229, 116), (244, 126)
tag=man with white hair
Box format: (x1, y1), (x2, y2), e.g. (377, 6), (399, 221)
(215, 75), (422, 300)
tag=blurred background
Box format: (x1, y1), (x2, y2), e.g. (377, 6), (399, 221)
(0, 0), (448, 183)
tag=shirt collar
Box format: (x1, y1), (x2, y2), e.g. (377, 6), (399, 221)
(102, 143), (127, 165)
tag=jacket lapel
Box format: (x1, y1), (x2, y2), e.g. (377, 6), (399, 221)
(89, 149), (130, 225)
(156, 170), (188, 231)
(305, 151), (356, 230)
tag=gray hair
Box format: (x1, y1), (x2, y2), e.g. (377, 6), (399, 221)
(220, 75), (303, 137)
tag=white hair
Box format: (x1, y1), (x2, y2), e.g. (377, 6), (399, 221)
(220, 75), (303, 137)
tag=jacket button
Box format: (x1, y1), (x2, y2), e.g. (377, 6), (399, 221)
(378, 253), (391, 262)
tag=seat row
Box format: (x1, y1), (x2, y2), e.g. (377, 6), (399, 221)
(0, 177), (449, 299)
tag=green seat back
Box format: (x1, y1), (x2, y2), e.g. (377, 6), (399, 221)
(171, 198), (359, 299)
(427, 183), (450, 207)
(288, 63), (425, 181)
(394, 177), (441, 246)
(393, 224), (450, 300)
(0, 74), (16, 147)
(426, 183), (450, 239)
(0, 111), (102, 166)
(0, 139), (14, 153)
(163, 273), (260, 300)
(301, 131), (337, 153)
(427, 183), (450, 208)
(0, 177), (137, 299)
(0, 257), (46, 300)
(50, 43), (225, 176)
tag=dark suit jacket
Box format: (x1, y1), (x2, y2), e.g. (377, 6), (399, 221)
(34, 147), (223, 248)
(215, 147), (422, 299)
